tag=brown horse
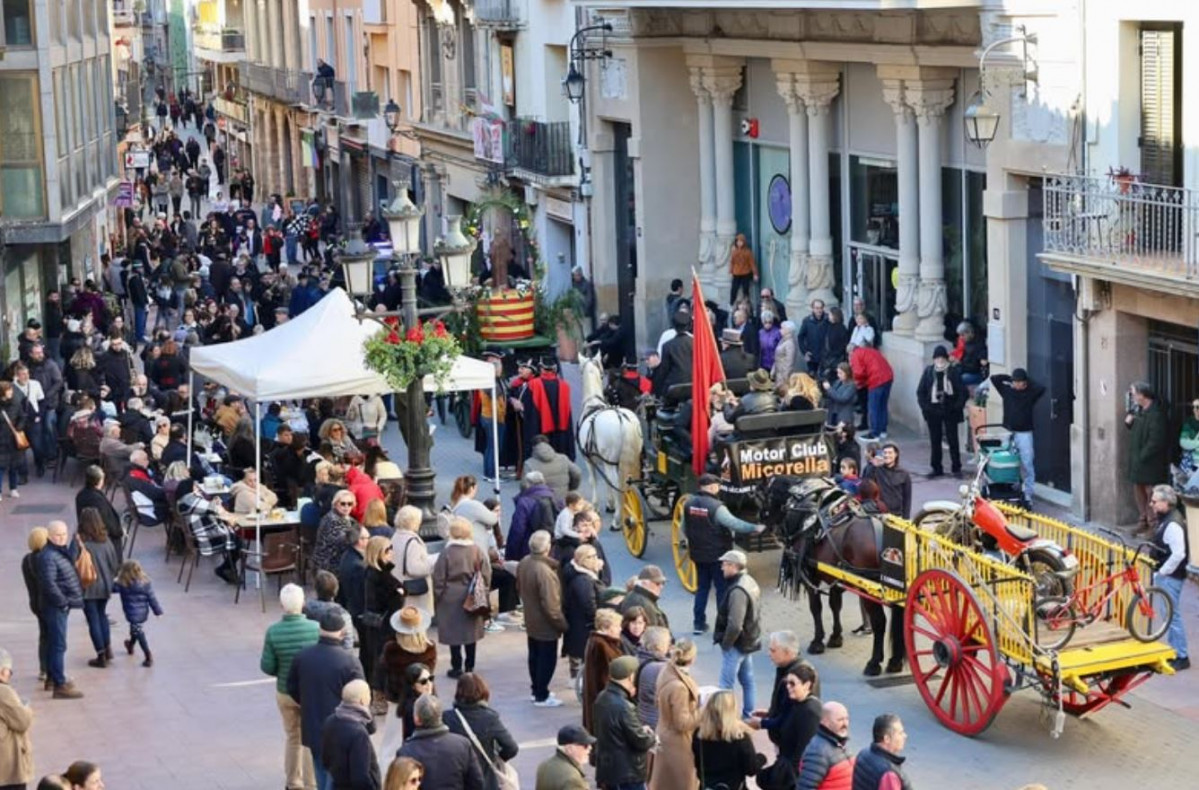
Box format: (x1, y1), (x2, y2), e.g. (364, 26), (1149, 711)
(765, 476), (905, 676)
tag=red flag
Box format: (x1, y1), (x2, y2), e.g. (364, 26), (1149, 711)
(690, 273), (726, 476)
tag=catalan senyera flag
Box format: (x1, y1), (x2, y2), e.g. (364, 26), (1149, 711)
(690, 272), (727, 476)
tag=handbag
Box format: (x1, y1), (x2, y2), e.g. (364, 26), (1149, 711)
(697, 738), (735, 790)
(755, 758), (797, 790)
(2, 410), (29, 452)
(452, 709), (520, 790)
(75, 537), (98, 588)
(463, 548), (492, 618)
(399, 535), (429, 597)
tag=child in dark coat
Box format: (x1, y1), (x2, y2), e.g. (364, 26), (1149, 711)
(114, 560), (164, 666)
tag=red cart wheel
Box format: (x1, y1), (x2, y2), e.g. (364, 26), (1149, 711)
(904, 568), (1008, 736)
(1056, 672), (1137, 717)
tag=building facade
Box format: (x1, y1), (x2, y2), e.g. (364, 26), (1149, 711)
(1, 0), (119, 359)
(194, 0), (249, 170)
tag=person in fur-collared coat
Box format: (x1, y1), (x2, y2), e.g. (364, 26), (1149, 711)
(582, 608), (627, 734)
(649, 642), (701, 790)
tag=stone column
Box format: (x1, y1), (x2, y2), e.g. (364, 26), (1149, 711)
(792, 62), (841, 308)
(703, 62), (744, 303)
(907, 76), (956, 340)
(689, 66), (717, 293)
(881, 71), (920, 335)
(267, 0), (282, 69)
(773, 64), (810, 319)
(281, 0), (297, 72)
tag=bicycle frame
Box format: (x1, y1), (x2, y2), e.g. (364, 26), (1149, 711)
(1045, 543), (1154, 629)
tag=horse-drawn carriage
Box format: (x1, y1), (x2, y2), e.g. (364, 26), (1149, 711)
(616, 376), (835, 591)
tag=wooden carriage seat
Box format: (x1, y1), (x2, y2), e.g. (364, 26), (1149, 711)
(735, 408), (829, 438)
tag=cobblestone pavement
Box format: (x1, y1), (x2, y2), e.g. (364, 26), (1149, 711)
(3, 376), (1198, 786)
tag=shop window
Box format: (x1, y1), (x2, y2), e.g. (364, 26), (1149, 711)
(2, 0), (34, 46)
(849, 155), (898, 249)
(941, 168), (988, 332)
(0, 73), (46, 219)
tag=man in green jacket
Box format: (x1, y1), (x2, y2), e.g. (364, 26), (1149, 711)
(261, 583), (320, 790)
(1126, 381), (1171, 535)
(535, 724), (595, 790)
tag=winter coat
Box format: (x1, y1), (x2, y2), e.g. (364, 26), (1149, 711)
(37, 542), (84, 612)
(759, 325), (782, 370)
(346, 394), (387, 439)
(798, 315), (831, 368)
(76, 486), (125, 543)
(375, 639), (437, 707)
(0, 683), (34, 786)
(80, 537), (120, 600)
(452, 496), (500, 553)
(433, 540), (491, 646)
(862, 464), (912, 520)
(692, 732), (766, 790)
(773, 335), (798, 387)
(396, 725), (486, 790)
(0, 397), (27, 466)
(505, 484), (559, 562)
(563, 561), (603, 659)
(445, 702), (519, 790)
(312, 513), (358, 575)
(286, 637), (365, 760)
(320, 702), (380, 790)
(798, 726), (855, 790)
(593, 681), (656, 786)
(730, 235), (757, 277)
(346, 467), (384, 523)
(21, 551), (41, 616)
(114, 580), (163, 625)
(525, 442), (582, 501)
(363, 563), (404, 629)
(260, 613), (321, 694)
(582, 631), (626, 733)
(552, 534), (612, 586)
(1128, 401), (1171, 485)
(515, 553), (568, 641)
(620, 584), (670, 630)
(389, 530), (433, 615)
(535, 748), (589, 790)
(634, 645), (669, 730)
(850, 346), (893, 392)
(649, 662), (701, 790)
(824, 379), (858, 428)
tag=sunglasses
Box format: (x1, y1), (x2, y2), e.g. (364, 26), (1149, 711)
(336, 501), (353, 507)
(415, 676), (432, 684)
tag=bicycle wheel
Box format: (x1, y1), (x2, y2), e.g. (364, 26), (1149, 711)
(1034, 596), (1078, 651)
(1125, 586), (1174, 643)
(454, 395), (473, 439)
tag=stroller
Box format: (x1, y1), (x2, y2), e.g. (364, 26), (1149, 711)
(973, 423), (1027, 507)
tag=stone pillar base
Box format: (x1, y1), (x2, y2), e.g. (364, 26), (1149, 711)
(785, 250), (809, 321)
(891, 310), (918, 335)
(806, 253), (839, 309)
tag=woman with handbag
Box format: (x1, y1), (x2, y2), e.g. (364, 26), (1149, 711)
(692, 690), (767, 790)
(650, 639), (701, 790)
(433, 517), (492, 679)
(363, 536), (405, 715)
(0, 381), (29, 500)
(444, 672), (520, 790)
(77, 507), (120, 668)
(390, 506), (433, 615)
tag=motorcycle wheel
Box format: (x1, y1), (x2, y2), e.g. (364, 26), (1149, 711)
(913, 507), (971, 547)
(1022, 547), (1074, 599)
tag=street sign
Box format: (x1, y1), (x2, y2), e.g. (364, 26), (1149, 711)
(114, 181), (135, 208)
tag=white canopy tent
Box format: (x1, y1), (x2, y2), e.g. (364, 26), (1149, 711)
(184, 288), (500, 604)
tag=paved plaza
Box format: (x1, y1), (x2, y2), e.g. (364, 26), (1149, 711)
(2, 390), (1198, 789)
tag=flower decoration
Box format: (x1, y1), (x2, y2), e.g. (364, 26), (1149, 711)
(363, 318), (460, 391)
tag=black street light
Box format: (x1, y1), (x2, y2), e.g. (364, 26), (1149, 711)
(562, 22), (613, 105)
(563, 62), (585, 104)
(384, 98), (402, 134)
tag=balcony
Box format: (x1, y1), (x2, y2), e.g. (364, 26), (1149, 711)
(1041, 173), (1199, 295)
(475, 0), (523, 28)
(244, 62), (313, 106)
(195, 27), (245, 57)
(508, 119), (573, 179)
(312, 77), (380, 121)
(113, 8), (137, 27)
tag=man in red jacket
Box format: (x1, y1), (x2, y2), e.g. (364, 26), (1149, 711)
(849, 344), (894, 440)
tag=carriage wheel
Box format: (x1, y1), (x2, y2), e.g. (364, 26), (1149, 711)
(671, 495), (698, 593)
(1056, 671), (1137, 717)
(621, 488), (649, 559)
(904, 568), (1008, 736)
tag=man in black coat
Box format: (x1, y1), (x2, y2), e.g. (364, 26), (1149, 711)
(651, 312), (694, 400)
(852, 713), (912, 790)
(592, 656), (656, 788)
(915, 345), (967, 478)
(96, 334), (135, 409)
(320, 679), (380, 790)
(38, 521), (85, 698)
(287, 612), (365, 790)
(397, 694), (485, 790)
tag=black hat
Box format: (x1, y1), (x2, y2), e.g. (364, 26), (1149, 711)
(482, 348), (506, 360)
(697, 473), (721, 487)
(933, 345), (949, 360)
(621, 356), (639, 370)
(319, 610), (346, 633)
(1011, 368), (1029, 382)
(516, 357), (535, 370)
(540, 357), (559, 372)
(26, 318), (41, 329)
(672, 310), (692, 330)
(558, 724), (597, 747)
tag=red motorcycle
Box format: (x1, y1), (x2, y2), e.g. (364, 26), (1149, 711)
(913, 457), (1079, 597)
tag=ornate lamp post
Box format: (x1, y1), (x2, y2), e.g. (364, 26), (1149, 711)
(433, 215), (477, 288)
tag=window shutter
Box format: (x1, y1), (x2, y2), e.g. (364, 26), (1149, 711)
(1140, 27), (1181, 187)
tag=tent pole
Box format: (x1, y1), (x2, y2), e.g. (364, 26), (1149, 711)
(255, 401), (263, 608)
(186, 370), (194, 467)
(491, 381), (500, 495)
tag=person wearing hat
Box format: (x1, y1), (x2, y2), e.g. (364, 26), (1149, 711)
(472, 348), (509, 480)
(651, 309), (694, 399)
(916, 345), (967, 479)
(727, 369), (780, 424)
(377, 605), (437, 738)
(286, 609), (365, 790)
(507, 357), (540, 472)
(592, 654), (657, 789)
(619, 565), (670, 631)
(989, 368), (1046, 509)
(720, 326), (755, 381)
(610, 356), (652, 410)
(715, 549), (763, 719)
(535, 724), (596, 790)
(260, 583), (320, 790)
(687, 474), (765, 635)
(525, 357), (576, 461)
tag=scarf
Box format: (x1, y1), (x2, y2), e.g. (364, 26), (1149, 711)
(931, 361), (954, 405)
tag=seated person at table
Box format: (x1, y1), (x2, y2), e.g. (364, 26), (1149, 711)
(160, 423), (189, 468)
(227, 417), (258, 473)
(229, 466), (279, 514)
(149, 415), (172, 461)
(319, 418), (360, 463)
(176, 478), (245, 585)
(725, 369), (779, 424)
(119, 397), (156, 445)
(100, 420), (141, 479)
(126, 449), (170, 525)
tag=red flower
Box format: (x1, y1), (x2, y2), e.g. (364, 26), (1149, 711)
(433, 321), (448, 339)
(406, 326), (424, 343)
(385, 331), (400, 345)
(383, 316), (400, 329)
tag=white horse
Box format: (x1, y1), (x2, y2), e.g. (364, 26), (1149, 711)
(576, 353), (643, 521)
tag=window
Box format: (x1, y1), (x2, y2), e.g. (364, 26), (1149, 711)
(941, 168), (988, 327)
(69, 64), (82, 150)
(83, 0), (95, 38)
(325, 15), (334, 64)
(0, 73), (46, 219)
(309, 18), (318, 72)
(66, 0), (79, 40)
(2, 0), (34, 46)
(344, 14), (356, 88)
(460, 16), (477, 99)
(849, 155), (899, 250)
(53, 69), (67, 154)
(86, 61), (99, 142)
